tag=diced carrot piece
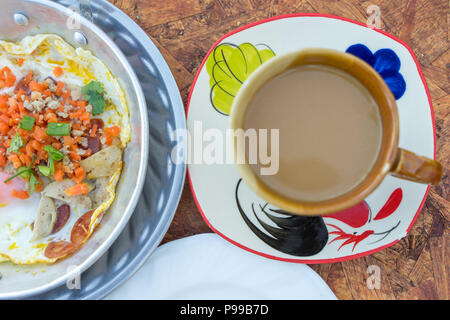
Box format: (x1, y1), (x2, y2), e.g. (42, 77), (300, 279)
(0, 95), (8, 110)
(17, 58), (24, 67)
(38, 149), (48, 161)
(70, 151), (81, 162)
(0, 122), (8, 135)
(31, 139), (43, 151)
(1, 67), (16, 87)
(90, 124), (98, 137)
(79, 112), (90, 121)
(53, 66), (63, 77)
(77, 100), (88, 108)
(19, 153), (31, 167)
(29, 81), (42, 92)
(24, 71), (33, 84)
(72, 166), (86, 184)
(25, 143), (34, 157)
(51, 142), (62, 150)
(55, 81), (64, 96)
(104, 126), (120, 138)
(8, 97), (17, 109)
(64, 183), (88, 196)
(8, 154), (22, 168)
(11, 189), (29, 199)
(0, 148), (6, 166)
(35, 177), (44, 193)
(33, 126), (48, 142)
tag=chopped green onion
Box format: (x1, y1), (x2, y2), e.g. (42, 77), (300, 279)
(4, 167), (30, 184)
(29, 174), (38, 194)
(3, 156), (39, 194)
(47, 122), (70, 136)
(38, 165), (51, 177)
(3, 155), (35, 185)
(18, 115), (35, 131)
(44, 145), (65, 161)
(43, 145), (65, 175)
(16, 166), (32, 179)
(49, 157), (55, 175)
(7, 133), (23, 153)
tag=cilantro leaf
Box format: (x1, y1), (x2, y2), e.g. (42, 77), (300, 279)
(89, 91), (106, 115)
(7, 133), (23, 153)
(82, 81), (106, 116)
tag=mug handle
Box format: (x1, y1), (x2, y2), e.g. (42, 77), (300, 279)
(391, 148), (442, 184)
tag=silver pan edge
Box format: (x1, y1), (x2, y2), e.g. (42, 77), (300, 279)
(0, 0), (149, 299)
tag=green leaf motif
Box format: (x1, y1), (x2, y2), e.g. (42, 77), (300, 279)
(206, 42), (276, 115)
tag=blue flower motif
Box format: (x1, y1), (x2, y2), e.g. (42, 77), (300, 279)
(346, 44), (406, 100)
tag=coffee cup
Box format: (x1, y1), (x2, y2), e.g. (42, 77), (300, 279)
(230, 48), (442, 215)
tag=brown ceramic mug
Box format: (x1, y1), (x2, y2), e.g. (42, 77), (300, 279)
(230, 48), (442, 216)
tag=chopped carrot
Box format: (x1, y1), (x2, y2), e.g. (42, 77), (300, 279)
(11, 189), (29, 199)
(90, 124), (98, 137)
(0, 122), (8, 135)
(31, 139), (43, 152)
(25, 143), (34, 158)
(79, 112), (90, 122)
(63, 136), (73, 146)
(0, 67), (16, 88)
(55, 81), (64, 96)
(33, 126), (48, 142)
(29, 81), (42, 92)
(17, 58), (24, 67)
(35, 178), (44, 193)
(19, 153), (32, 167)
(102, 134), (113, 146)
(8, 154), (22, 168)
(54, 168), (64, 182)
(70, 150), (81, 162)
(72, 166), (86, 184)
(24, 71), (33, 84)
(53, 66), (63, 77)
(64, 183), (88, 196)
(77, 100), (88, 108)
(51, 142), (62, 150)
(0, 95), (8, 109)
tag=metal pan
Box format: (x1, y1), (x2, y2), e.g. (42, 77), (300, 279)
(0, 0), (149, 298)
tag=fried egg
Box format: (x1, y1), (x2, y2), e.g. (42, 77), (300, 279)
(0, 34), (130, 264)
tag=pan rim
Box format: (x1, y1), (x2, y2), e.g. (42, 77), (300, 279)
(1, 0), (149, 299)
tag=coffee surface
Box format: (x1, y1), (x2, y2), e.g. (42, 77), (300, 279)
(244, 64), (382, 202)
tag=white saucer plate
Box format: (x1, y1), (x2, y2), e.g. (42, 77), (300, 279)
(186, 14), (435, 263)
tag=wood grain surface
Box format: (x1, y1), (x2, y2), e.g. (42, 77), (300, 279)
(109, 0), (448, 300)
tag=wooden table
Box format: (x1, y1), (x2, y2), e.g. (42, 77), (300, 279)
(110, 0), (448, 300)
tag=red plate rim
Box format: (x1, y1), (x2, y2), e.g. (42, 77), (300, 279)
(185, 13), (435, 264)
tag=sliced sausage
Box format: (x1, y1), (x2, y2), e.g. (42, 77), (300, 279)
(52, 204), (71, 234)
(42, 179), (93, 209)
(80, 145), (122, 179)
(32, 196), (57, 240)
